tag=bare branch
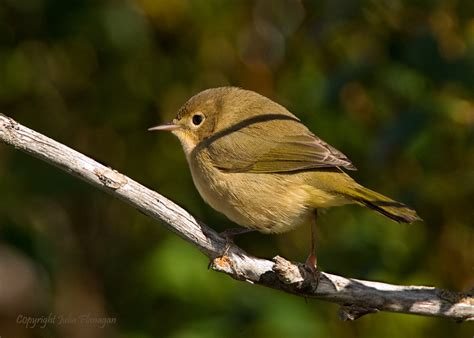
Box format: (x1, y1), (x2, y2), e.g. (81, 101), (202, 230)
(0, 113), (472, 321)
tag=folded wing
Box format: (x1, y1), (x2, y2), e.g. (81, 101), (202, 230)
(205, 115), (356, 173)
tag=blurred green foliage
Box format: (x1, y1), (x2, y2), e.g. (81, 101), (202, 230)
(0, 0), (473, 337)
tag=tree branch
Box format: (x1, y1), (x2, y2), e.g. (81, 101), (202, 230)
(0, 113), (472, 322)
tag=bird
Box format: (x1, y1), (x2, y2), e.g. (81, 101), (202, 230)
(149, 87), (421, 272)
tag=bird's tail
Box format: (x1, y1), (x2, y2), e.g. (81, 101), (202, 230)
(346, 184), (422, 223)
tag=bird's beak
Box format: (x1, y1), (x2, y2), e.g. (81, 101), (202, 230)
(148, 122), (181, 132)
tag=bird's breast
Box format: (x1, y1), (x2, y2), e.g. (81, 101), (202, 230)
(188, 149), (315, 234)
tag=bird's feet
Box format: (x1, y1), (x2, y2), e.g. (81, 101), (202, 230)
(208, 228), (255, 270)
(304, 253), (321, 287)
(217, 228), (255, 257)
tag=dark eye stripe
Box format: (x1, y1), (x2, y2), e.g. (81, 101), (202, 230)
(192, 114), (203, 125)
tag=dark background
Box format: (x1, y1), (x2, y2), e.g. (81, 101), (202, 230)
(0, 0), (473, 337)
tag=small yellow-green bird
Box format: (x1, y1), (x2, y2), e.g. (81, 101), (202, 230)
(149, 87), (421, 271)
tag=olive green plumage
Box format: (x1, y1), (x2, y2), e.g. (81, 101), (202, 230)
(150, 87), (421, 235)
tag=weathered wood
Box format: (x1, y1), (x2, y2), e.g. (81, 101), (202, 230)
(0, 113), (472, 321)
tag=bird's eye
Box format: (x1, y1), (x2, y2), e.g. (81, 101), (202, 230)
(192, 113), (204, 126)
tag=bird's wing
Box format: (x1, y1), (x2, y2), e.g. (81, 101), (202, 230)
(204, 114), (356, 173)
